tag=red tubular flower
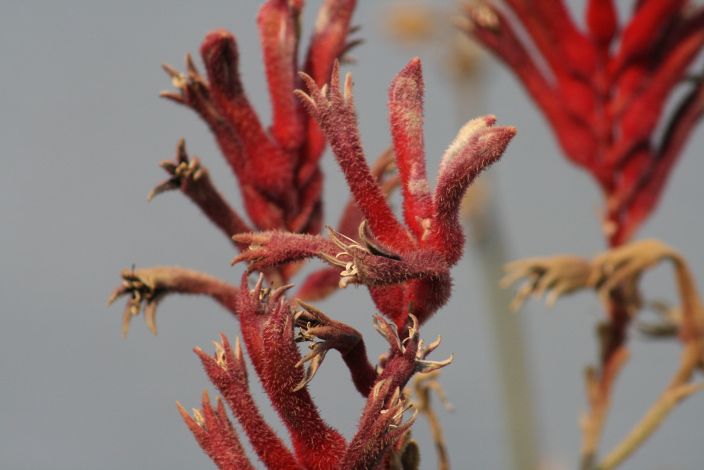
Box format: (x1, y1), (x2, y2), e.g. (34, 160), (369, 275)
(236, 59), (515, 327)
(159, 0), (358, 239)
(185, 273), (451, 469)
(107, 266), (240, 337)
(237, 276), (347, 470)
(111, 0), (361, 335)
(177, 391), (255, 470)
(110, 2), (503, 468)
(464, 0), (704, 245)
(194, 335), (303, 470)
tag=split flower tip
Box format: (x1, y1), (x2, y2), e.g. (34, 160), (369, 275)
(396, 56), (422, 78)
(176, 390), (223, 434)
(500, 255), (594, 311)
(292, 300), (367, 391)
(161, 63), (186, 90)
(416, 353), (454, 374)
(147, 139), (202, 202)
(175, 400), (196, 425)
(107, 270), (160, 338)
(176, 396), (209, 431)
(440, 114), (502, 165)
(295, 60), (354, 107)
(465, 1), (704, 237)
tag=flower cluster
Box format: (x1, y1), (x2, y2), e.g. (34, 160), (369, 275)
(464, 0), (704, 245)
(235, 60), (515, 328)
(109, 0), (515, 468)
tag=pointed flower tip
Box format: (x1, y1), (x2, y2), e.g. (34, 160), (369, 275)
(441, 115), (498, 165)
(271, 283), (294, 302)
(458, 114), (495, 138)
(402, 57), (423, 74)
(175, 400), (188, 416)
(480, 125), (517, 150)
(106, 290), (119, 307)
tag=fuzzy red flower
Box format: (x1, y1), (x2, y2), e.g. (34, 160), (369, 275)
(235, 58), (516, 328)
(109, 1), (515, 468)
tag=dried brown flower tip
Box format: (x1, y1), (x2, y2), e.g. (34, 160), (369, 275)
(501, 255), (593, 310)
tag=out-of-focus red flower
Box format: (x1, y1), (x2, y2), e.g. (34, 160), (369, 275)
(464, 0), (704, 245)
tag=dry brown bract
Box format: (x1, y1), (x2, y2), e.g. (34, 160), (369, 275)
(503, 239), (704, 468)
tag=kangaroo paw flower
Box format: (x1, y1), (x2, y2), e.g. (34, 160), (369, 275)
(295, 57), (513, 325)
(591, 239), (704, 343)
(237, 274), (347, 469)
(341, 379), (418, 469)
(321, 223), (449, 289)
(148, 139), (252, 246)
(374, 315), (453, 392)
(232, 231), (339, 271)
(177, 391), (255, 470)
(296, 62), (418, 252)
(293, 301), (376, 395)
(194, 335), (303, 470)
(161, 54), (221, 126)
(107, 266), (239, 336)
(107, 267), (163, 337)
(591, 239), (680, 296)
(148, 138), (204, 201)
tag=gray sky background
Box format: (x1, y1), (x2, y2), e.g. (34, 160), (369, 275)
(3, 1), (704, 469)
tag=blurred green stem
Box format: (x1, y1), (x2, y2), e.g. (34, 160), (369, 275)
(455, 54), (540, 470)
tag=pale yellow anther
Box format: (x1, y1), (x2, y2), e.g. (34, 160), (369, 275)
(192, 408), (205, 427)
(234, 337), (242, 361)
(212, 341), (227, 369)
(344, 72), (354, 102)
(472, 4), (499, 30)
(171, 74), (186, 89)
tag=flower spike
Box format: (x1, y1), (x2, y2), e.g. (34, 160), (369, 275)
(194, 335), (303, 470)
(296, 63), (418, 253)
(465, 0), (704, 243)
(388, 57), (433, 239)
(148, 139), (252, 249)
